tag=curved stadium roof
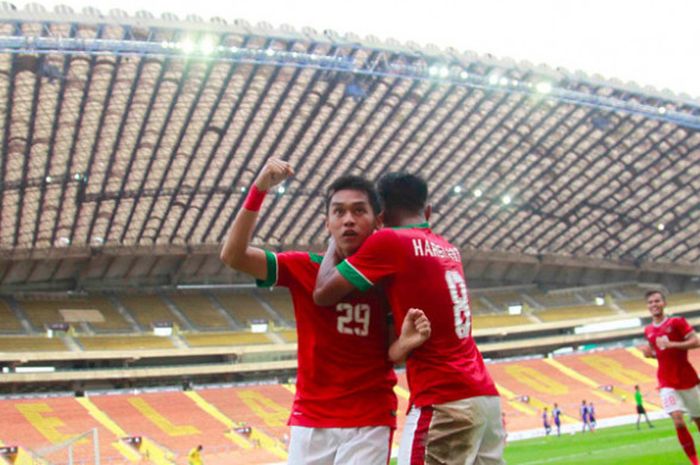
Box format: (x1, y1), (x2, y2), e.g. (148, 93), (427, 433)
(0, 4), (698, 290)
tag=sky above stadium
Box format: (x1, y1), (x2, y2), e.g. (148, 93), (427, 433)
(15, 0), (700, 99)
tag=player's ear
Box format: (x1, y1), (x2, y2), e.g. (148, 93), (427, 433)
(424, 205), (432, 221)
(375, 211), (384, 229)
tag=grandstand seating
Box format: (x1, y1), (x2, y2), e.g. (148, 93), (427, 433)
(275, 329), (297, 343)
(0, 346), (663, 464)
(214, 293), (271, 327)
(472, 314), (532, 329)
(478, 291), (525, 312)
(0, 336), (68, 352)
(77, 335), (176, 351)
(535, 304), (617, 322)
(668, 291), (700, 307)
(615, 298), (648, 312)
(0, 397), (127, 464)
(183, 332), (274, 347)
(16, 296), (131, 332)
(118, 295), (178, 329)
(168, 294), (232, 330)
(257, 291), (295, 326)
(0, 298), (23, 332)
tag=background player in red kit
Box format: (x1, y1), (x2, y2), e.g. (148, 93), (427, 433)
(641, 289), (700, 465)
(314, 172), (505, 465)
(221, 159), (430, 465)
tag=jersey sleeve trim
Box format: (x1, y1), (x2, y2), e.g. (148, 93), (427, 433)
(337, 260), (373, 292)
(255, 250), (278, 288)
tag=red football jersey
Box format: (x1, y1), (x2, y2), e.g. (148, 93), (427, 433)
(339, 224), (499, 408)
(645, 316), (700, 390)
(258, 250), (397, 428)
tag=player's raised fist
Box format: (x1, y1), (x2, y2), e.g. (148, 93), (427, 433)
(254, 158), (294, 191)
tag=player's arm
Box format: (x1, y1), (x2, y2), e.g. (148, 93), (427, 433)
(313, 236), (356, 306)
(389, 308), (431, 363)
(220, 159), (294, 280)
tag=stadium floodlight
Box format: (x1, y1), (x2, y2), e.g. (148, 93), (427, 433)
(488, 74), (500, 85)
(277, 185), (286, 194)
(657, 223), (665, 231)
(499, 76), (509, 86)
(595, 294), (605, 306)
(45, 176), (52, 183)
(460, 70), (469, 80)
(535, 81), (553, 94)
(453, 185), (462, 194)
(473, 188), (483, 198)
(507, 303), (523, 315)
(439, 67), (449, 78)
(179, 38), (196, 54)
(658, 106), (667, 115)
(502, 195), (512, 205)
(199, 37), (216, 55)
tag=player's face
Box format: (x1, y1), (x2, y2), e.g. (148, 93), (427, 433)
(646, 293), (665, 318)
(326, 189), (378, 257)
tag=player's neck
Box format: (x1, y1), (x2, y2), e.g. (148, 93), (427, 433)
(652, 313), (666, 325)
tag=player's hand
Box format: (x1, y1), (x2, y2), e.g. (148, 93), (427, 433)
(639, 344), (654, 357)
(656, 336), (669, 350)
(253, 158), (294, 191)
(399, 308), (431, 351)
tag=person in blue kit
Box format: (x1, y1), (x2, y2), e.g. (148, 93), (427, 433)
(552, 403), (562, 436)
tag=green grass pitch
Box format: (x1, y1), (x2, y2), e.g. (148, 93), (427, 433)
(391, 418), (691, 464)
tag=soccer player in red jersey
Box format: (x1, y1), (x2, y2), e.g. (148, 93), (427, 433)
(641, 289), (700, 465)
(220, 159), (430, 465)
(314, 172), (505, 465)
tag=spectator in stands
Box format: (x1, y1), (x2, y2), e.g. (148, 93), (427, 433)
(188, 445), (203, 465)
(552, 403), (562, 436)
(641, 289), (700, 465)
(314, 172), (504, 465)
(634, 385), (654, 429)
(542, 407), (552, 435)
(220, 159), (430, 465)
(580, 400), (592, 432)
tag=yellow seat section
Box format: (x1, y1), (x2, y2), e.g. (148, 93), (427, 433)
(536, 304), (616, 322)
(119, 295), (177, 329)
(0, 336), (68, 351)
(85, 296), (132, 331)
(275, 329), (297, 343)
(616, 298), (648, 312)
(168, 294), (230, 330)
(0, 298), (23, 332)
(16, 296), (130, 332)
(183, 332), (273, 347)
(259, 291), (295, 325)
(478, 291), (523, 312)
(472, 314), (532, 329)
(78, 335), (175, 350)
(667, 291), (700, 308)
(215, 293), (270, 326)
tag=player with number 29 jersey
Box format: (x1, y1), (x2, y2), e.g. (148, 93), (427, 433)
(258, 249), (398, 428)
(338, 223), (498, 409)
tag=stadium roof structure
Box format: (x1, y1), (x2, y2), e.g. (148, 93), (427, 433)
(0, 4), (698, 292)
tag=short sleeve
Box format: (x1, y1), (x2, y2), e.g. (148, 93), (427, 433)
(676, 317), (695, 338)
(339, 229), (403, 291)
(256, 250), (308, 288)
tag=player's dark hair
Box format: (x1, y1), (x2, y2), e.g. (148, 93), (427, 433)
(644, 289), (666, 302)
(376, 172), (428, 215)
(326, 175), (381, 215)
